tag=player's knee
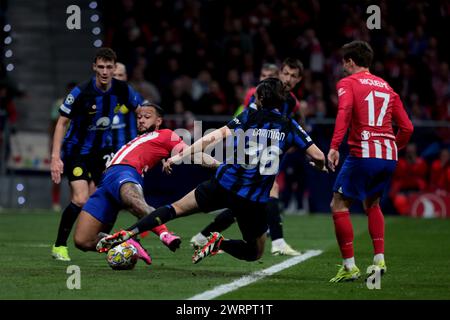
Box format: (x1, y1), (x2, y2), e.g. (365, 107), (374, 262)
(130, 204), (149, 219)
(171, 203), (183, 216)
(74, 235), (94, 252)
(72, 195), (88, 208)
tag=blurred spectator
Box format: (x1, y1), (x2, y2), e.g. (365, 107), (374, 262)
(129, 59), (161, 104)
(429, 148), (450, 193)
(390, 143), (429, 214)
(101, 0), (449, 126)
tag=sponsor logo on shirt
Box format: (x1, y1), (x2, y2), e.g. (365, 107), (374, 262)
(88, 116), (111, 131)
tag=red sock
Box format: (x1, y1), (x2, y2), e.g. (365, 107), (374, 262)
(332, 211), (354, 259)
(366, 205), (384, 255)
(151, 224), (168, 236)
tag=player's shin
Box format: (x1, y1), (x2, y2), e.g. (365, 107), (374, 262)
(55, 202), (82, 246)
(200, 209), (235, 237)
(127, 205), (177, 235)
(220, 239), (261, 261)
(266, 197), (283, 240)
(366, 205), (385, 261)
(332, 211), (355, 267)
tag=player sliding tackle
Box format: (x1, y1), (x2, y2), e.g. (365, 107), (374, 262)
(73, 101), (220, 265)
(97, 78), (327, 264)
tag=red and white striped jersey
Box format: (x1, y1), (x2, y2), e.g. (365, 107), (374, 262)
(330, 71), (413, 160)
(108, 129), (185, 175)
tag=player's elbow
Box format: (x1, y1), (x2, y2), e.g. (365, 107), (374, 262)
(406, 121), (414, 135)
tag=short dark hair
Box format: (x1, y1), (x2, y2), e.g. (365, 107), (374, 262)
(140, 100), (164, 117)
(94, 47), (117, 64)
(281, 58), (304, 77)
(341, 41), (374, 68)
(256, 77), (286, 109)
(261, 63), (279, 73)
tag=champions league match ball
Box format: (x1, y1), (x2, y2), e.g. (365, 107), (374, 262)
(106, 242), (139, 270)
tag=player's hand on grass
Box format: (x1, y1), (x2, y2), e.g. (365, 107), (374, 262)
(51, 156), (64, 184)
(327, 149), (340, 172)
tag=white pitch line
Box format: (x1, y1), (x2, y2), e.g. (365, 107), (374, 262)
(188, 249), (323, 300)
(11, 244), (51, 248)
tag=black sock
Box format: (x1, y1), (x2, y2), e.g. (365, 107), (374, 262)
(267, 197), (283, 240)
(55, 202), (82, 247)
(220, 239), (259, 261)
(200, 209), (236, 237)
(127, 205), (176, 234)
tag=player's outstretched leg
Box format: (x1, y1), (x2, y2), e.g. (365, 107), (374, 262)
(192, 232), (266, 264)
(190, 209), (235, 249)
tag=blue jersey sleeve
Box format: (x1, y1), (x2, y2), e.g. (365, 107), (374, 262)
(247, 95), (258, 110)
(127, 85), (143, 111)
(58, 86), (82, 118)
(288, 119), (314, 150)
(226, 108), (252, 129)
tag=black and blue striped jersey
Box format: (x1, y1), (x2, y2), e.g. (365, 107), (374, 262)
(216, 107), (313, 203)
(111, 103), (139, 152)
(59, 77), (142, 156)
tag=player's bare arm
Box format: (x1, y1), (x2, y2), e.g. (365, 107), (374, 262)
(305, 144), (328, 172)
(167, 126), (231, 165)
(50, 115), (70, 184)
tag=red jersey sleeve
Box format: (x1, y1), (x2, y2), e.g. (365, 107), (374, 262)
(162, 129), (187, 156)
(391, 93), (413, 150)
(243, 87), (256, 107)
(330, 78), (354, 150)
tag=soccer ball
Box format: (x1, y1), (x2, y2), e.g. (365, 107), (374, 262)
(106, 242), (138, 270)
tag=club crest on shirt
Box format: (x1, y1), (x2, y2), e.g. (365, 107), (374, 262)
(65, 94), (75, 105)
(361, 130), (371, 141)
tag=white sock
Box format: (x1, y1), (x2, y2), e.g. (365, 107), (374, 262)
(159, 231), (169, 241)
(193, 233), (208, 244)
(272, 238), (286, 248)
(373, 253), (384, 264)
(343, 257), (355, 269)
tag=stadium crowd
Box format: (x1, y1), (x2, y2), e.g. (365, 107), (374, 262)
(0, 0), (448, 214)
(101, 0), (449, 213)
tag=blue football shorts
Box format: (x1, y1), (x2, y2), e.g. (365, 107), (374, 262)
(83, 164), (143, 224)
(333, 156), (397, 201)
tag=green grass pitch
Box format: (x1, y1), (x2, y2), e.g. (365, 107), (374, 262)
(1, 210), (449, 300)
